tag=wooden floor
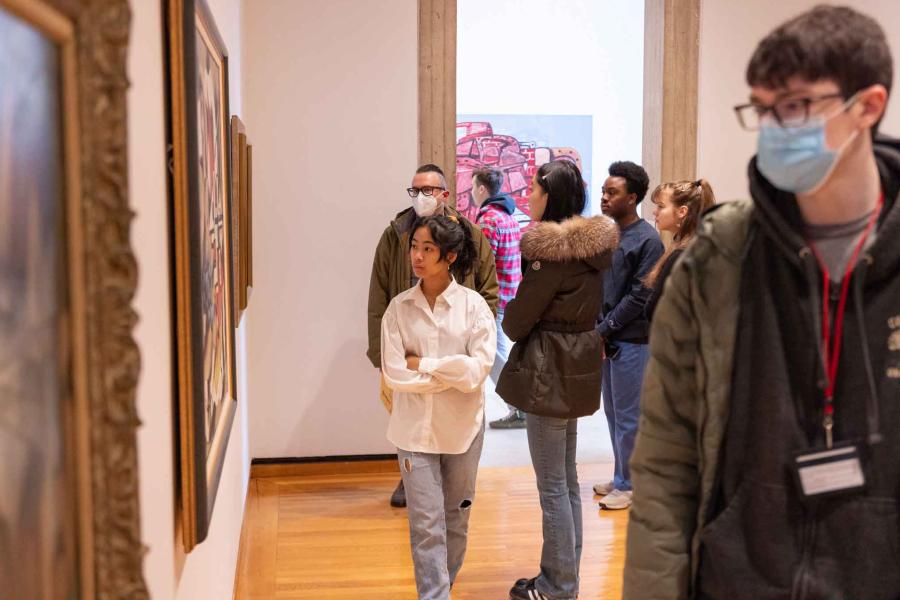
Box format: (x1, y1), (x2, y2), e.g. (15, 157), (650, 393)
(234, 462), (627, 599)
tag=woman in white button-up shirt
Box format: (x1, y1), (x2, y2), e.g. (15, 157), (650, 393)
(380, 215), (496, 600)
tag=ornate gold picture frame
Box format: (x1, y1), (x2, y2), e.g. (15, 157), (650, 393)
(0, 0), (148, 597)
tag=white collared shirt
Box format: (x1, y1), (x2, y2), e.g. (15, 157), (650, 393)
(381, 278), (496, 454)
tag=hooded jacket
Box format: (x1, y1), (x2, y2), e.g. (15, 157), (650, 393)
(478, 192), (517, 216)
(496, 215), (619, 418)
(367, 205), (499, 368)
(624, 135), (900, 599)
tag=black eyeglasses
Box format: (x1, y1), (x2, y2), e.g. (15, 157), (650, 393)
(406, 186), (446, 198)
(734, 93), (845, 131)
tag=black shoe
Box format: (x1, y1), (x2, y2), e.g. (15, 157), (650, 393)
(509, 577), (553, 599)
(390, 479), (406, 508)
(490, 410), (527, 429)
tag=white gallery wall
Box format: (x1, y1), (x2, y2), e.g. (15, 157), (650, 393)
(129, 0), (250, 597)
(697, 0), (900, 202)
(457, 0), (645, 215)
(242, 0), (418, 458)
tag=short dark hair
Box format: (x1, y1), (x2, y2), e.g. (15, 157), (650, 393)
(410, 215), (477, 279)
(608, 161), (650, 203)
(535, 160), (586, 223)
(415, 163), (448, 188)
(746, 5), (893, 133)
(472, 168), (504, 196)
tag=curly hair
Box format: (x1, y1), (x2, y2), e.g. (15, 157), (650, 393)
(608, 161), (650, 203)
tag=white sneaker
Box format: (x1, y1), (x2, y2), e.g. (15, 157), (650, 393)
(592, 480), (615, 496)
(599, 489), (633, 510)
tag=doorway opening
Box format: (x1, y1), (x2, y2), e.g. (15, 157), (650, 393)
(456, 0), (646, 467)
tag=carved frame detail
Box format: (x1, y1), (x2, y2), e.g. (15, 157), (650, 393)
(74, 1), (149, 595)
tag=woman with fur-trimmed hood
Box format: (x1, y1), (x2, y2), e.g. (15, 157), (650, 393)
(497, 160), (618, 600)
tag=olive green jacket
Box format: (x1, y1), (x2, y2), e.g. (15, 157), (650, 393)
(366, 205), (499, 368)
(623, 199), (754, 599)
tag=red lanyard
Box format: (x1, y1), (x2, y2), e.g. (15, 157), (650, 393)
(808, 193), (883, 448)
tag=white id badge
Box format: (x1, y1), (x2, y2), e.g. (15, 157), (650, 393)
(792, 443), (866, 500)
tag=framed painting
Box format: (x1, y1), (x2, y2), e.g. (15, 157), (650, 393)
(247, 143), (254, 291)
(239, 134), (252, 310)
(229, 115), (252, 321)
(166, 0), (238, 551)
(230, 115), (245, 321)
(0, 0), (148, 598)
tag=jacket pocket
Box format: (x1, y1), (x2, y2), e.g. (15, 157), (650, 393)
(496, 333), (546, 412)
(804, 496), (900, 599)
(697, 479), (799, 599)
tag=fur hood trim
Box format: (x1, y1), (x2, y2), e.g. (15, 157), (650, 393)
(521, 215), (619, 262)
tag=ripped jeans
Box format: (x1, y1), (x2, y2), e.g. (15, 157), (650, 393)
(397, 425), (485, 600)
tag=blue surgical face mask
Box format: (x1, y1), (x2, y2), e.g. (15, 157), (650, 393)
(756, 97), (859, 195)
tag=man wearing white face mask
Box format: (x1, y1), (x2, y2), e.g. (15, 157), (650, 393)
(624, 5), (900, 599)
(367, 163), (498, 508)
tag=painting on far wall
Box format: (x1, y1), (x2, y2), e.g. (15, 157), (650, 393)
(0, 7), (77, 598)
(166, 0), (237, 551)
(456, 114), (593, 224)
(230, 115), (253, 322)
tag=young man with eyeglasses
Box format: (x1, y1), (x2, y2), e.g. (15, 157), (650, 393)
(624, 6), (899, 599)
(367, 163), (498, 508)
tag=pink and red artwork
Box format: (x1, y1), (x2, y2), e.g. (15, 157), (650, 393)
(456, 120), (585, 223)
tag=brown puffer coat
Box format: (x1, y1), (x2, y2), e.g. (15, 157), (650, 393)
(497, 215), (619, 418)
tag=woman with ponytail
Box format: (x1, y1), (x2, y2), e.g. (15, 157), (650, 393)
(644, 179), (717, 321)
(380, 214), (496, 600)
(497, 160), (619, 600)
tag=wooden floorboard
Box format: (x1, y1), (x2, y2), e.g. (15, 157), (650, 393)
(234, 462), (626, 599)
(250, 458), (400, 479)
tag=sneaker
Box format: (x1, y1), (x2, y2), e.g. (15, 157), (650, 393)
(592, 480), (615, 496)
(599, 489), (633, 510)
(390, 479), (406, 508)
(490, 410), (527, 429)
(509, 577), (556, 600)
(514, 577), (537, 588)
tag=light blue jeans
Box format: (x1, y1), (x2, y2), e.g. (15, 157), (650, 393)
(491, 309), (513, 382)
(527, 413), (581, 600)
(397, 426), (485, 600)
(491, 309), (516, 412)
(602, 341), (650, 492)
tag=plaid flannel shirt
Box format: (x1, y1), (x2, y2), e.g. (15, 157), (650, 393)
(477, 204), (522, 310)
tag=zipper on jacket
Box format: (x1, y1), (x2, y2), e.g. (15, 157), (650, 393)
(790, 508), (818, 600)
